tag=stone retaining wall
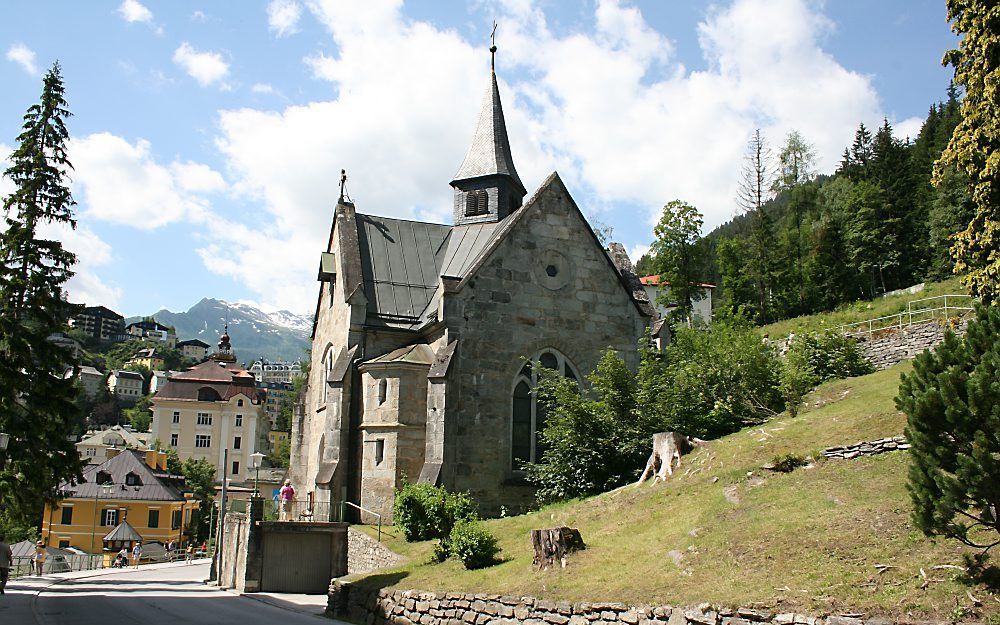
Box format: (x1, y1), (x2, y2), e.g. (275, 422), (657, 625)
(348, 527), (405, 575)
(856, 319), (968, 370)
(823, 436), (909, 460)
(327, 584), (894, 625)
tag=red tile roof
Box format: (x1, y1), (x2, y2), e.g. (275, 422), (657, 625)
(639, 275), (716, 288)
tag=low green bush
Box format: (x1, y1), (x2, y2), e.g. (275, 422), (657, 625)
(770, 453), (809, 473)
(394, 482), (478, 542)
(447, 519), (501, 570)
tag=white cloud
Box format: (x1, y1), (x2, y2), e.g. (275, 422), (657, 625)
(191, 10), (208, 22)
(69, 132), (221, 229)
(629, 244), (651, 266)
(6, 43), (38, 75)
(203, 0), (922, 312)
(117, 0), (153, 23)
(267, 0), (302, 37)
(895, 116), (924, 142)
(251, 82), (275, 94)
(0, 144), (121, 308)
(173, 42), (230, 88)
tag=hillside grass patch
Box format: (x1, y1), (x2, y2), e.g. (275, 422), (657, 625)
(760, 276), (968, 339)
(351, 363), (994, 619)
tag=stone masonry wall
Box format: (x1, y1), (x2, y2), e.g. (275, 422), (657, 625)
(347, 527), (405, 575)
(856, 318), (968, 370)
(327, 584), (884, 625)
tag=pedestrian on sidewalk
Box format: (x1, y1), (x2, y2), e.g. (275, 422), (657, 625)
(131, 542), (142, 569)
(278, 479), (295, 521)
(33, 541), (47, 576)
(0, 533), (11, 594)
(185, 543), (193, 563)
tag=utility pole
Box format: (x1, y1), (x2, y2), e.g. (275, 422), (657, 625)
(209, 448), (229, 583)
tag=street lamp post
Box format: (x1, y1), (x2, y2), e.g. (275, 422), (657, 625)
(90, 482), (114, 556)
(249, 452), (265, 497)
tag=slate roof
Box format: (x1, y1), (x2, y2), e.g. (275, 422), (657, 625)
(177, 338), (210, 348)
(362, 343), (435, 367)
(154, 360), (261, 403)
(452, 70), (525, 195)
(58, 449), (187, 502)
(355, 214), (450, 327)
(111, 369), (144, 381)
(103, 520), (142, 543)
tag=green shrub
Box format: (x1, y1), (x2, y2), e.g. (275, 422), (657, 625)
(779, 349), (819, 418)
(431, 538), (450, 563)
(661, 315), (784, 438)
(770, 453), (808, 473)
(788, 332), (873, 382)
(447, 519), (501, 569)
(393, 482), (478, 542)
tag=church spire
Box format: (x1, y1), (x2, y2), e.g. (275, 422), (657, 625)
(450, 26), (526, 225)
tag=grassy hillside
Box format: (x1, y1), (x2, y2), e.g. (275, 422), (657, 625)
(352, 363), (996, 620)
(760, 276), (969, 339)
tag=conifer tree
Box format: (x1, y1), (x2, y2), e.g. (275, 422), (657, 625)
(897, 305), (1000, 555)
(937, 1), (1000, 302)
(0, 62), (85, 520)
(736, 129), (777, 323)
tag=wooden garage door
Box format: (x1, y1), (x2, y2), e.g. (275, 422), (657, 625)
(261, 531), (332, 593)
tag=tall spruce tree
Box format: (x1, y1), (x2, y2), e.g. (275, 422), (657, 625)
(937, 1), (1000, 302)
(0, 62), (85, 521)
(897, 305), (1000, 555)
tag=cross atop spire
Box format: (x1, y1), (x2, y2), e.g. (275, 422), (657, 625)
(490, 21), (497, 71)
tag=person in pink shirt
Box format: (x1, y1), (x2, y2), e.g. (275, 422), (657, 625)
(278, 479), (295, 521)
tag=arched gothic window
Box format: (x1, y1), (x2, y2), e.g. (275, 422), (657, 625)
(511, 349), (579, 471)
(465, 189), (488, 216)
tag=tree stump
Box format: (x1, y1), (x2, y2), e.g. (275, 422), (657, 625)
(530, 526), (585, 569)
(637, 432), (695, 484)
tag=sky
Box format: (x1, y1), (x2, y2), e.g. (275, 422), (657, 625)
(0, 0), (958, 317)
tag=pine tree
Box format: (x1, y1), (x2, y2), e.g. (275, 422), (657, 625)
(735, 129), (777, 323)
(897, 305), (1000, 555)
(937, 1), (1000, 302)
(0, 63), (85, 521)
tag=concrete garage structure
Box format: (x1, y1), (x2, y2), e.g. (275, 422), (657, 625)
(289, 45), (654, 521)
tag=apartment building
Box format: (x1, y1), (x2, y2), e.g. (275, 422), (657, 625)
(107, 369), (144, 401)
(177, 339), (210, 361)
(72, 305), (125, 342)
(150, 357), (265, 482)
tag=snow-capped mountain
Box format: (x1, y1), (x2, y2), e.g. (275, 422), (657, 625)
(131, 298), (311, 363)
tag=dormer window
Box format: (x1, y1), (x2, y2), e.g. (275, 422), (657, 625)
(95, 470), (112, 485)
(465, 189), (488, 216)
(125, 472), (142, 486)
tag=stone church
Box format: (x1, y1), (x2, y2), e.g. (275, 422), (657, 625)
(289, 47), (654, 520)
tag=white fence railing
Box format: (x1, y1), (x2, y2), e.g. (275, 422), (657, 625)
(840, 294), (975, 339)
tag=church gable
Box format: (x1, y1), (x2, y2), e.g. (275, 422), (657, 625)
(454, 171), (653, 320)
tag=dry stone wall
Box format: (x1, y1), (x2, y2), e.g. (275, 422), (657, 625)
(822, 436), (909, 460)
(327, 584), (891, 625)
(856, 319), (968, 370)
(347, 527), (405, 575)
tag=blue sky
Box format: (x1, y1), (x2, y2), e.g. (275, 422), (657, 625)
(0, 1), (957, 317)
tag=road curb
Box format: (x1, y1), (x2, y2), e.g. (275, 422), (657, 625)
(237, 591), (331, 620)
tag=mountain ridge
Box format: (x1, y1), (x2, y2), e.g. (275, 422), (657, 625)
(129, 297), (311, 363)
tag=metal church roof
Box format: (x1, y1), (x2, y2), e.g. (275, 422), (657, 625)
(355, 214), (450, 327)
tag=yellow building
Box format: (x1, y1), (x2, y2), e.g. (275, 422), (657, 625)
(268, 430), (289, 449)
(42, 449), (198, 553)
(127, 347), (165, 371)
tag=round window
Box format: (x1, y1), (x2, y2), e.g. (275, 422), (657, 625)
(535, 249), (572, 290)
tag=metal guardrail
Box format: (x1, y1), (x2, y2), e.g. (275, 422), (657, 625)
(343, 500), (382, 542)
(839, 294), (974, 339)
(10, 553), (107, 579)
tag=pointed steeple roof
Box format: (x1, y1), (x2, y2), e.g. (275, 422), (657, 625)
(451, 67), (525, 195)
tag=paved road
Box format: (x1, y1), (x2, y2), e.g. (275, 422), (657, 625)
(0, 561), (337, 625)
